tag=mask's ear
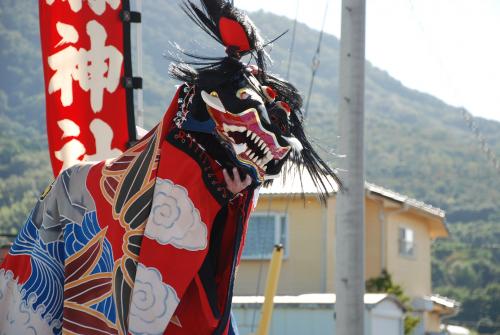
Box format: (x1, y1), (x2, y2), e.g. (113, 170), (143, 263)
(218, 17), (251, 52)
(182, 0), (261, 55)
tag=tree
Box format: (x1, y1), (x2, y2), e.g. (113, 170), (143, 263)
(366, 270), (420, 335)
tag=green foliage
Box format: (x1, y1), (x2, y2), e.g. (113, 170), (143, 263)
(432, 222), (500, 333)
(0, 1), (498, 331)
(366, 270), (420, 335)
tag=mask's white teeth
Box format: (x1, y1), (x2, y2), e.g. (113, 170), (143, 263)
(246, 130), (251, 137)
(251, 133), (257, 141)
(224, 124), (246, 134)
(263, 155), (273, 165)
(249, 152), (256, 160)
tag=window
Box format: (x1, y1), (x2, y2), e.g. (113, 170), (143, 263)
(399, 227), (415, 257)
(242, 212), (287, 259)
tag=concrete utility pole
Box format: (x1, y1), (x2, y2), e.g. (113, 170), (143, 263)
(335, 0), (366, 334)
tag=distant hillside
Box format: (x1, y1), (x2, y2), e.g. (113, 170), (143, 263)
(0, 1), (498, 330)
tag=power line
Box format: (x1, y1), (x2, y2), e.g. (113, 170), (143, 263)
(407, 0), (500, 175)
(460, 108), (500, 173)
(304, 0), (330, 119)
(285, 0), (300, 81)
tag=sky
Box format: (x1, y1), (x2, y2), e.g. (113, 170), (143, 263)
(236, 0), (500, 122)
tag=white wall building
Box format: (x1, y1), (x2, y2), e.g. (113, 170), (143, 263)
(232, 293), (405, 335)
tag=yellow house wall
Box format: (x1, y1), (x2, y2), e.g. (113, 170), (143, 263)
(425, 312), (442, 333)
(234, 194), (440, 332)
(386, 211), (432, 297)
(235, 196), (387, 296)
(365, 199), (383, 280)
(234, 196), (326, 295)
(324, 197), (336, 292)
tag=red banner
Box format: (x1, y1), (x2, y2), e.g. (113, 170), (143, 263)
(39, 0), (135, 176)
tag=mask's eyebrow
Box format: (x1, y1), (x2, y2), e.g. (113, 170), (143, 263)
(242, 72), (267, 101)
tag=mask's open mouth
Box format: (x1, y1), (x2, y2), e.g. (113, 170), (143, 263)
(211, 107), (290, 171)
(203, 91), (290, 180)
(223, 124), (274, 169)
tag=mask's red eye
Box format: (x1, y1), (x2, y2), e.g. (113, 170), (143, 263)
(276, 101), (291, 115)
(262, 86), (277, 102)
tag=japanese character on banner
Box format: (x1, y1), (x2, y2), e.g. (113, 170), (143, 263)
(45, 0), (120, 15)
(55, 118), (123, 170)
(47, 20), (123, 113)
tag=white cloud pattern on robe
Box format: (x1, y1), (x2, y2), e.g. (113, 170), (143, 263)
(145, 178), (207, 251)
(0, 269), (56, 335)
(128, 264), (179, 335)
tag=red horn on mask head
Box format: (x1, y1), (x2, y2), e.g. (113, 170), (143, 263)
(219, 17), (251, 53)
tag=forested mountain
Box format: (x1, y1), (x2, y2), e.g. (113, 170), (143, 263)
(0, 1), (498, 331)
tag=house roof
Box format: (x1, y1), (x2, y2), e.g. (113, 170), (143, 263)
(365, 183), (445, 218)
(232, 293), (405, 311)
(414, 294), (460, 315)
(440, 324), (471, 335)
(429, 294), (460, 310)
(260, 169), (445, 220)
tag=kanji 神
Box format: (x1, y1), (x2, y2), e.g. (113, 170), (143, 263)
(47, 20), (123, 113)
(45, 0), (120, 16)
